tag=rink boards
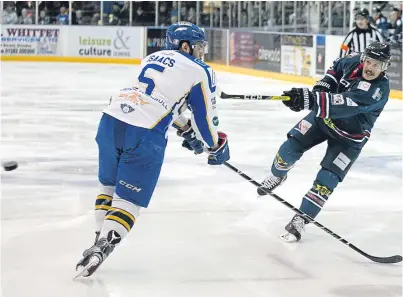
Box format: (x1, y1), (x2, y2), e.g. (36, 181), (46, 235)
(1, 25), (402, 100)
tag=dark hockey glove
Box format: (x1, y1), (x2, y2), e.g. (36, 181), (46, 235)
(282, 88), (314, 112)
(177, 121), (204, 155)
(207, 132), (230, 165)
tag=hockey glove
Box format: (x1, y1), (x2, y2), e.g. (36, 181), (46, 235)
(177, 121), (204, 155)
(207, 132), (230, 165)
(282, 88), (314, 112)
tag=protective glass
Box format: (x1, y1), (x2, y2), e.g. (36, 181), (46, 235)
(362, 55), (388, 71)
(192, 41), (209, 54)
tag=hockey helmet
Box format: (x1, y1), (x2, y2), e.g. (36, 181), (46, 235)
(165, 22), (208, 54)
(361, 41), (391, 71)
(355, 8), (370, 19)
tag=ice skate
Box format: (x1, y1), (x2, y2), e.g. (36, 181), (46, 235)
(74, 231), (120, 279)
(257, 173), (287, 196)
(280, 215), (308, 242)
(94, 231), (100, 243)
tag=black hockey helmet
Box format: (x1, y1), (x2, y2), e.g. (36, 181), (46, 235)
(355, 8), (370, 19)
(361, 41), (391, 70)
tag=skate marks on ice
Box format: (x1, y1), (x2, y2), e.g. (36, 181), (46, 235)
(73, 278), (113, 297)
(1, 62), (401, 297)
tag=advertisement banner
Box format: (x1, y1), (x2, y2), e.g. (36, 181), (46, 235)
(316, 35), (326, 75)
(253, 32), (281, 72)
(388, 43), (402, 91)
(1, 25), (62, 56)
(146, 28), (166, 56)
(229, 31), (254, 67)
(66, 26), (141, 58)
(281, 34), (314, 76)
(204, 29), (227, 64)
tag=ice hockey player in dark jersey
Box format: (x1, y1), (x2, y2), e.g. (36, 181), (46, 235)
(257, 41), (391, 242)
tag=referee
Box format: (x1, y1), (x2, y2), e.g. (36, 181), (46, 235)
(340, 8), (384, 58)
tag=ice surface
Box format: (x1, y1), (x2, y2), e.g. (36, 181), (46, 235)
(1, 62), (402, 297)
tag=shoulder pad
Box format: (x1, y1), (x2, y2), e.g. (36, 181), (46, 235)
(345, 52), (360, 58)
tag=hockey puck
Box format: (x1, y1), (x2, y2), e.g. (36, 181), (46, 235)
(3, 161), (18, 171)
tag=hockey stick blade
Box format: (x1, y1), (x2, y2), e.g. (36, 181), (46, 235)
(223, 161), (402, 264)
(220, 91), (290, 101)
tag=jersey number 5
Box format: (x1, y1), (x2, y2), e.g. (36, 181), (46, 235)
(138, 64), (165, 95)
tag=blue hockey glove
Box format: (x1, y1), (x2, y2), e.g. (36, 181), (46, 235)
(282, 88), (314, 112)
(207, 132), (230, 165)
(177, 122), (204, 155)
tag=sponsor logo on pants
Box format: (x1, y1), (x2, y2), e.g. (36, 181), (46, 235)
(119, 180), (142, 192)
(294, 119), (312, 135)
(333, 152), (351, 171)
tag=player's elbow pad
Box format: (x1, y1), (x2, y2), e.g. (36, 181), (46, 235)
(312, 76), (337, 93)
(312, 80), (333, 93)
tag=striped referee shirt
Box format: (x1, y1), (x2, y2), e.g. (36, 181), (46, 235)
(339, 25), (384, 58)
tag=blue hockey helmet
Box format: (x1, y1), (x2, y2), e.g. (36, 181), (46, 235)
(165, 22), (208, 55)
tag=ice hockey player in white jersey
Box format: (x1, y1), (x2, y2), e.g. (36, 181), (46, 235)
(75, 22), (230, 278)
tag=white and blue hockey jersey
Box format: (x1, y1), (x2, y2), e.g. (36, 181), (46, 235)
(104, 50), (219, 148)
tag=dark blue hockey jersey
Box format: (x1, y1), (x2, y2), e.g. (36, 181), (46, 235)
(311, 53), (390, 147)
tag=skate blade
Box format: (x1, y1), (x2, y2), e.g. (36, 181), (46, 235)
(279, 232), (298, 243)
(73, 258), (99, 280)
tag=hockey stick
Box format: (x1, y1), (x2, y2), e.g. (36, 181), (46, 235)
(220, 91), (290, 101)
(223, 161), (402, 264)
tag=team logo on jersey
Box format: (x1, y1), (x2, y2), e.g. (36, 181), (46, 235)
(346, 97), (358, 106)
(120, 104), (134, 113)
(294, 119), (312, 135)
(357, 81), (371, 91)
(331, 94), (345, 105)
(212, 116), (219, 126)
(372, 88), (382, 101)
(119, 92), (150, 106)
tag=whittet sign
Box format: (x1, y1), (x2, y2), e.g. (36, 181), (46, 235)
(1, 25), (61, 56)
(67, 26), (141, 58)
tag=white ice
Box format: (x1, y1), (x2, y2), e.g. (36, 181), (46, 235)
(1, 62), (402, 297)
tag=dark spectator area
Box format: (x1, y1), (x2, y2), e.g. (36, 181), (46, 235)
(1, 1), (402, 40)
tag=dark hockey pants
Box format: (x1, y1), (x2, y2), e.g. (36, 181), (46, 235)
(271, 112), (363, 219)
